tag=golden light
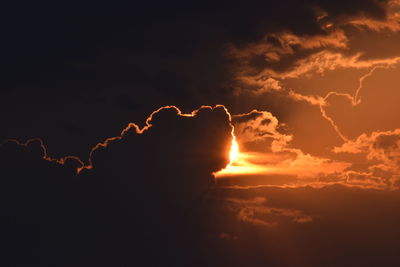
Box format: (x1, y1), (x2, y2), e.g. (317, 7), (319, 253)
(229, 137), (239, 165)
(215, 135), (270, 177)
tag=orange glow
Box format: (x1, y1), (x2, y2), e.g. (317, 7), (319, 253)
(214, 134), (271, 177)
(229, 137), (239, 164)
(214, 149), (270, 177)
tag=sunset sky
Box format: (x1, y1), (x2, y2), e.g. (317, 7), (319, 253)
(3, 1), (400, 266)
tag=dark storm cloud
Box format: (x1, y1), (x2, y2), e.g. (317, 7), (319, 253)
(0, 107), (232, 266)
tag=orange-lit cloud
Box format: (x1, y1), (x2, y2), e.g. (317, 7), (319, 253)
(3, 138), (85, 173)
(225, 197), (313, 227)
(347, 0), (400, 31)
(333, 128), (400, 188)
(216, 108), (351, 182)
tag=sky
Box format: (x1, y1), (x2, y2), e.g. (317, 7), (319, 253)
(2, 1), (400, 266)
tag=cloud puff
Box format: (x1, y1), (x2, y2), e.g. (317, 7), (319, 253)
(232, 110), (289, 145)
(334, 128), (400, 166)
(226, 197), (313, 227)
(331, 128), (400, 188)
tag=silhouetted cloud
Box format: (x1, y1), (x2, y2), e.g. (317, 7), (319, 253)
(0, 106), (232, 266)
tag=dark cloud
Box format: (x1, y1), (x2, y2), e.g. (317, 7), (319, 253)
(0, 107), (232, 266)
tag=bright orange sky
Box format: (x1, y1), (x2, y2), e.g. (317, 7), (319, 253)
(212, 1), (400, 190)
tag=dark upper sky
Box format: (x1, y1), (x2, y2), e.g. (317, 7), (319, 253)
(3, 0), (400, 266)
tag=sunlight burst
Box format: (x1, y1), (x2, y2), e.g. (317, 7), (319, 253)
(229, 137), (239, 164)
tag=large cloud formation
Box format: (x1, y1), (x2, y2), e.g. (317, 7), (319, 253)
(0, 106), (232, 265)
